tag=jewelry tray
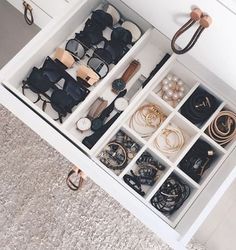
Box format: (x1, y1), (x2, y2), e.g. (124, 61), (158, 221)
(2, 0), (236, 233)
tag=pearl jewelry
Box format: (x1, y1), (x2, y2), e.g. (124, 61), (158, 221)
(179, 86), (185, 92)
(167, 74), (173, 81)
(172, 92), (179, 100)
(178, 92), (184, 98)
(173, 76), (178, 82)
(167, 90), (174, 97)
(159, 74), (186, 107)
(162, 79), (169, 85)
(168, 82), (174, 89)
(162, 85), (169, 92)
(177, 80), (184, 86)
(163, 95), (169, 101)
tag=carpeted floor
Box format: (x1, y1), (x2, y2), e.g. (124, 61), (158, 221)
(0, 1), (206, 249)
(0, 105), (206, 250)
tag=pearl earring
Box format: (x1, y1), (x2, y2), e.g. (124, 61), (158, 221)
(160, 74), (185, 107)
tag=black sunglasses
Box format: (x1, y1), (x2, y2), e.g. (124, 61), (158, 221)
(22, 57), (90, 123)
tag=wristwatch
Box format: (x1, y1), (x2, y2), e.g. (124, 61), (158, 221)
(112, 60), (141, 94)
(82, 76), (146, 148)
(76, 97), (108, 132)
(114, 75), (146, 112)
(91, 90), (127, 131)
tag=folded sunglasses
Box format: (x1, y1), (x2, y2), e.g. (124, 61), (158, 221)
(22, 56), (90, 123)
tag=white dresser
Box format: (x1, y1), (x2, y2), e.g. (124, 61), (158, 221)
(1, 0), (236, 249)
(6, 0), (81, 27)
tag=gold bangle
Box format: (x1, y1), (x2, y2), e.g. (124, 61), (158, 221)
(129, 103), (166, 138)
(154, 125), (185, 154)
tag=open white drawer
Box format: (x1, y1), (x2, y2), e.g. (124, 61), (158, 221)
(1, 0), (236, 249)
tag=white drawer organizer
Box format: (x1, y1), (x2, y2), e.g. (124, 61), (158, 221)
(1, 0), (236, 249)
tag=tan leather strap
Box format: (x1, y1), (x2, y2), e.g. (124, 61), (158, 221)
(208, 110), (236, 146)
(87, 97), (108, 119)
(54, 48), (75, 68)
(171, 8), (212, 55)
(76, 65), (100, 86)
(66, 166), (86, 191)
(121, 60), (141, 83)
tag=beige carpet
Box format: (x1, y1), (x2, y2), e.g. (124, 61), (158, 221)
(0, 105), (206, 250)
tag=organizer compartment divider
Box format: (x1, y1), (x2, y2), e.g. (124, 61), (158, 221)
(93, 51), (236, 227)
(62, 28), (154, 128)
(89, 58), (176, 155)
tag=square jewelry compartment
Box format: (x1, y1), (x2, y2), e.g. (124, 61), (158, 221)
(92, 56), (236, 229)
(97, 128), (143, 175)
(205, 105), (236, 150)
(121, 149), (170, 198)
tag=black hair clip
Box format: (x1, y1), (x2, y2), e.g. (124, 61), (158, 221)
(123, 171), (145, 196)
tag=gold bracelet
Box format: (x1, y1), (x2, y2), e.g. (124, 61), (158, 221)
(154, 125), (185, 154)
(129, 103), (166, 138)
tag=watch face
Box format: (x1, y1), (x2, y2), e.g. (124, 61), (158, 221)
(76, 117), (91, 131)
(112, 79), (126, 93)
(114, 97), (129, 111)
(91, 118), (104, 132)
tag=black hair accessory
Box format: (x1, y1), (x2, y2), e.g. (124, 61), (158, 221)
(123, 152), (166, 196)
(178, 139), (215, 183)
(181, 88), (219, 126)
(151, 174), (191, 215)
(123, 171), (145, 196)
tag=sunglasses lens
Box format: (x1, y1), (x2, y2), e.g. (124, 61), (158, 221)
(27, 67), (52, 93)
(121, 21), (141, 43)
(65, 39), (85, 58)
(104, 41), (124, 63)
(86, 30), (104, 45)
(88, 57), (109, 78)
(64, 79), (90, 102)
(51, 89), (74, 115)
(94, 48), (113, 65)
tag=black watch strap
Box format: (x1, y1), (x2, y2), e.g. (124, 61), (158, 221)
(142, 53), (171, 88)
(83, 112), (122, 149)
(91, 89), (127, 131)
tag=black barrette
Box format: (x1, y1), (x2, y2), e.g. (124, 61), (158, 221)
(123, 171), (145, 196)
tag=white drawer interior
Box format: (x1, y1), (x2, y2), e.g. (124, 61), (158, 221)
(91, 57), (236, 229)
(2, 0), (236, 243)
